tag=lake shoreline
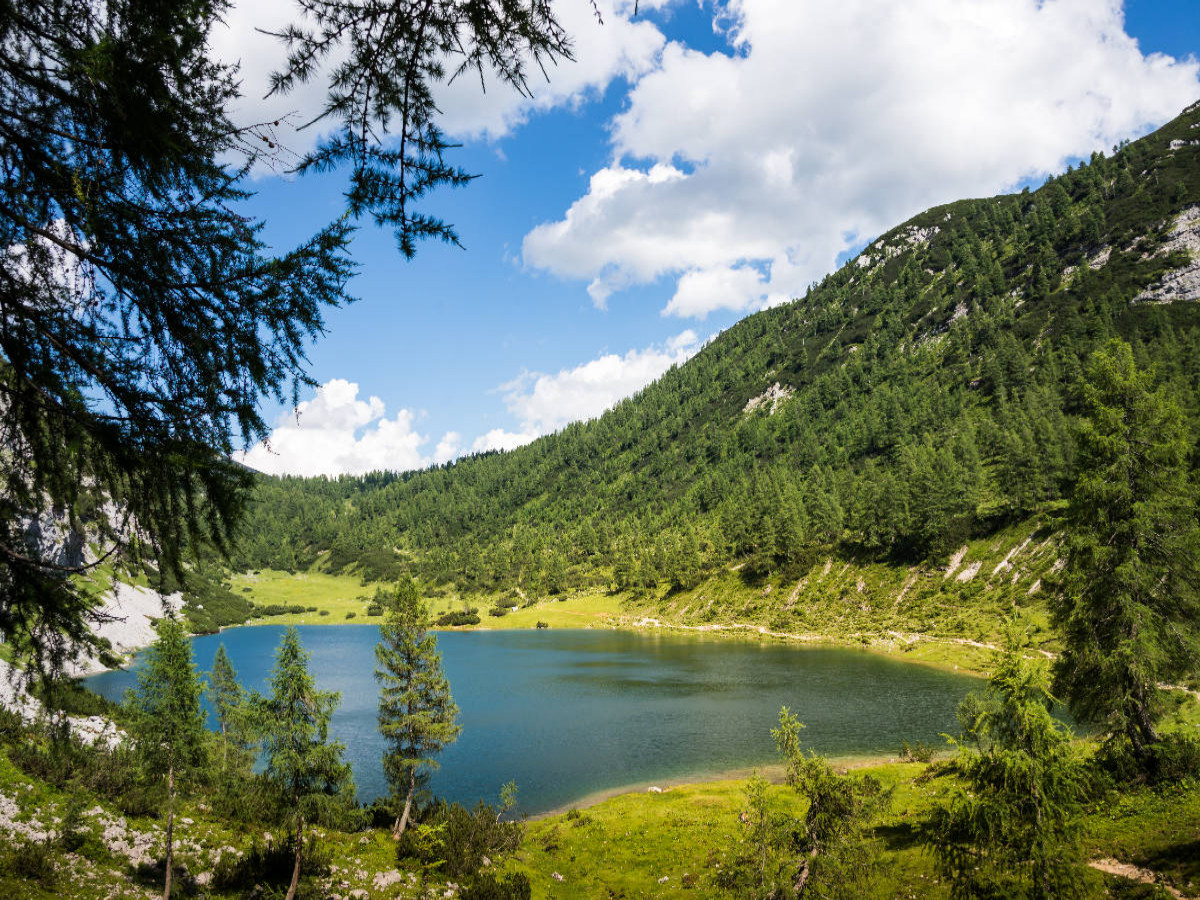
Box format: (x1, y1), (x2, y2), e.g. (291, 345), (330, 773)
(206, 615), (994, 679)
(90, 613), (992, 681)
(525, 750), (948, 820)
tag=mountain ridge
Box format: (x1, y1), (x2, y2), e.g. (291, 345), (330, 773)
(215, 100), (1200, 651)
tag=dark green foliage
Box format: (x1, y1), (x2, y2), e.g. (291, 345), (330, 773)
(210, 834), (331, 892)
(0, 0), (352, 676)
(177, 568), (255, 634)
(125, 619), (207, 778)
(435, 611), (481, 627)
(898, 740), (935, 763)
(30, 675), (123, 720)
(124, 617), (207, 898)
(268, 0), (571, 257)
(260, 627), (356, 898)
(396, 799), (524, 882)
(376, 578), (460, 836)
(208, 643), (260, 774)
(257, 604), (310, 617)
(771, 709), (890, 898)
(925, 634), (1087, 899)
(0, 0), (574, 678)
(229, 106), (1200, 612)
(1052, 340), (1200, 766)
(713, 772), (792, 897)
(718, 712), (888, 898)
(0, 839), (57, 888)
(459, 871), (532, 900)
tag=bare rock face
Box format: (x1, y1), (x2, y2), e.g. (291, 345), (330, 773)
(1133, 206), (1200, 304)
(65, 581), (184, 676)
(744, 382), (795, 415)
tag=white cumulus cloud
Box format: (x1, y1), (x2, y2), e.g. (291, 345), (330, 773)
(235, 379), (457, 477)
(498, 329), (703, 439)
(471, 428), (543, 454)
(211, 0), (665, 162)
(523, 0), (1200, 317)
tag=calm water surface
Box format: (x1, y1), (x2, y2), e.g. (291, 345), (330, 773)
(86, 626), (977, 815)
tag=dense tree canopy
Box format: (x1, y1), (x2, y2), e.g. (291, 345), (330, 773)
(1052, 340), (1200, 764)
(231, 108), (1200, 606)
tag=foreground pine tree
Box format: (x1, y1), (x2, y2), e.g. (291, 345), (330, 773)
(1053, 339), (1200, 767)
(207, 644), (240, 771)
(125, 618), (206, 900)
(262, 627), (353, 900)
(375, 577), (460, 838)
(926, 633), (1086, 898)
(770, 709), (888, 898)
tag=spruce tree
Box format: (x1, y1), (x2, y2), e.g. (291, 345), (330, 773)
(771, 708), (888, 897)
(376, 577), (460, 838)
(125, 618), (206, 900)
(207, 643), (247, 771)
(926, 633), (1086, 898)
(262, 627), (354, 900)
(1052, 340), (1200, 766)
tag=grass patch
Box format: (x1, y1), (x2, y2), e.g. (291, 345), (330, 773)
(229, 570), (374, 625)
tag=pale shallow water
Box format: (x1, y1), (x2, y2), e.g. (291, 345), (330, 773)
(86, 626), (977, 815)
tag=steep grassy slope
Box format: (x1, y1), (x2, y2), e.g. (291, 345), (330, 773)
(229, 102), (1200, 646)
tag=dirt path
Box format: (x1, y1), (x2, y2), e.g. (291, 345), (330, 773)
(1089, 858), (1186, 898)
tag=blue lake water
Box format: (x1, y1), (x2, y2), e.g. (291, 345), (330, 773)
(85, 626), (978, 815)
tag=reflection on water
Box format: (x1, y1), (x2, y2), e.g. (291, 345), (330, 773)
(86, 626), (977, 815)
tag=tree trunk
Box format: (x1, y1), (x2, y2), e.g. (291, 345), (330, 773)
(1127, 684), (1161, 769)
(285, 813), (304, 900)
(393, 769), (417, 839)
(162, 761), (175, 900)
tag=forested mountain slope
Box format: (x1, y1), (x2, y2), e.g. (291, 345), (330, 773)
(231, 102), (1200, 616)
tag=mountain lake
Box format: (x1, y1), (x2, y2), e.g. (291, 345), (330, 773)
(86, 626), (979, 816)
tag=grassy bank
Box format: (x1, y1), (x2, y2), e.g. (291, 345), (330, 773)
(510, 763), (1200, 899)
(4, 733), (1197, 900)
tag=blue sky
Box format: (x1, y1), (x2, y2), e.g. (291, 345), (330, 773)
(222, 0), (1200, 476)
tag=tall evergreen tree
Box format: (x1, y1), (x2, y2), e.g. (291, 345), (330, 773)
(1052, 340), (1200, 766)
(376, 577), (460, 838)
(125, 618), (206, 900)
(926, 633), (1086, 898)
(771, 708), (888, 897)
(262, 627), (354, 900)
(207, 643), (249, 771)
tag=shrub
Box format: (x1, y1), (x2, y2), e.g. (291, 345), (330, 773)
(396, 800), (523, 881)
(435, 611), (480, 627)
(318, 610), (330, 616)
(212, 834), (330, 891)
(459, 872), (532, 900)
(0, 839), (57, 887)
(31, 676), (122, 719)
(899, 739), (936, 763)
(535, 621), (549, 629)
(306, 606), (318, 612)
(1095, 733), (1200, 785)
(345, 612), (357, 620)
(366, 603), (383, 616)
(488, 607), (508, 617)
(256, 603), (307, 617)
